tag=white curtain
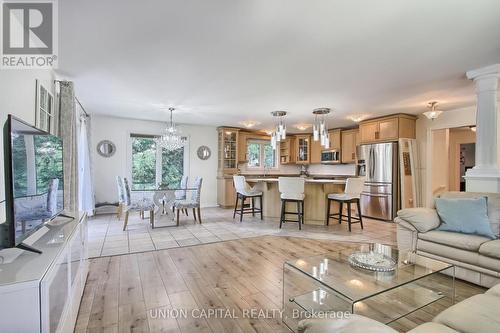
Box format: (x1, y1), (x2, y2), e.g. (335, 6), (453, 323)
(77, 110), (95, 216)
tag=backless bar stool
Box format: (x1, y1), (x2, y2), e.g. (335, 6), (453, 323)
(278, 177), (305, 230)
(326, 177), (365, 231)
(233, 175), (263, 221)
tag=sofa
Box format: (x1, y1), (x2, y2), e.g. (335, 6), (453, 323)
(298, 283), (500, 333)
(396, 191), (500, 288)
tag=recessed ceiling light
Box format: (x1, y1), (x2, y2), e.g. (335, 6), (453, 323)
(261, 129), (274, 135)
(348, 115), (368, 123)
(239, 120), (261, 128)
(293, 123), (312, 131)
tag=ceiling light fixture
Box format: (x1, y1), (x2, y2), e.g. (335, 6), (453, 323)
(270, 111), (287, 150)
(313, 108), (331, 149)
(239, 120), (261, 128)
(156, 107), (187, 151)
(423, 101), (443, 120)
(348, 115), (368, 123)
(293, 123), (312, 131)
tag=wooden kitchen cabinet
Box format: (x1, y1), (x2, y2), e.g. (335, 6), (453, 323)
(217, 177), (236, 208)
(295, 135), (310, 164)
(341, 129), (359, 164)
(359, 114), (416, 144)
(329, 129), (342, 150)
(237, 131), (248, 163)
(310, 137), (322, 164)
(280, 137), (296, 164)
(217, 127), (239, 174)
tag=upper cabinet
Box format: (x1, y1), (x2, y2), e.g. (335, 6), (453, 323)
(280, 137), (296, 164)
(295, 135), (310, 164)
(329, 129), (342, 150)
(341, 129), (359, 164)
(359, 114), (416, 144)
(217, 127), (239, 174)
(310, 137), (322, 164)
(237, 131), (248, 163)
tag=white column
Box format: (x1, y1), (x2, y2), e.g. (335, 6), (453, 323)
(464, 64), (500, 192)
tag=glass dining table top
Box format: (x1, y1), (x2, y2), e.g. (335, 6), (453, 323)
(285, 243), (453, 302)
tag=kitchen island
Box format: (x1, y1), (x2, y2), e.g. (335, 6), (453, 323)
(245, 177), (347, 225)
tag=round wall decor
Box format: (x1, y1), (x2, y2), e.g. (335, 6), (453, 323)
(96, 140), (116, 158)
(197, 145), (211, 160)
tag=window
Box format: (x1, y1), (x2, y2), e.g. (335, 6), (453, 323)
(35, 81), (54, 133)
(130, 134), (186, 190)
(247, 140), (277, 169)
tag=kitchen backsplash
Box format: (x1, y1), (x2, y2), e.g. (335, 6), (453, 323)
(238, 162), (356, 176)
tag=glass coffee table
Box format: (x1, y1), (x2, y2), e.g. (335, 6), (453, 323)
(282, 243), (455, 332)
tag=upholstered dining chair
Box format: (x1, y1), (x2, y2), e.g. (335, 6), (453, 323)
(233, 175), (263, 221)
(174, 175), (189, 216)
(116, 176), (126, 219)
(173, 177), (203, 225)
(122, 177), (155, 231)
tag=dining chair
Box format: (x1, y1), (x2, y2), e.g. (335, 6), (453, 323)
(122, 177), (155, 231)
(233, 175), (263, 221)
(174, 175), (189, 215)
(278, 177), (305, 230)
(116, 176), (125, 219)
(173, 177), (203, 225)
(326, 177), (365, 231)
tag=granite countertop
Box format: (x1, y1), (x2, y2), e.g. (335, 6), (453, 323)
(245, 177), (347, 184)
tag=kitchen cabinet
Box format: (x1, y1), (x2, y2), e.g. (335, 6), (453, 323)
(329, 129), (342, 150)
(295, 135), (310, 164)
(217, 127), (239, 174)
(310, 137), (322, 164)
(217, 176), (236, 207)
(359, 114), (416, 144)
(280, 137), (296, 164)
(341, 129), (359, 164)
(237, 131), (248, 163)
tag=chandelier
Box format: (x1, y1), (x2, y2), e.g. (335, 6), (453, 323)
(270, 111), (287, 150)
(313, 108), (331, 149)
(157, 107), (187, 151)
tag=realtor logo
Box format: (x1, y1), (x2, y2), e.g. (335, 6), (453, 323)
(1, 0), (58, 69)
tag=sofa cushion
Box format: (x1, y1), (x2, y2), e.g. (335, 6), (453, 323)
(397, 208), (441, 233)
(407, 322), (458, 333)
(485, 283), (500, 297)
(479, 239), (500, 259)
(417, 240), (480, 267)
(419, 230), (490, 251)
(438, 192), (500, 238)
(435, 197), (496, 239)
(433, 294), (500, 333)
(298, 315), (397, 333)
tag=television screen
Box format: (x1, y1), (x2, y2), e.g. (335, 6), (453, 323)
(4, 115), (64, 246)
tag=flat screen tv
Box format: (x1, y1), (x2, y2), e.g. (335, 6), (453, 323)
(2, 115), (64, 253)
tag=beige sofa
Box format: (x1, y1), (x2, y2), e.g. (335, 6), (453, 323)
(298, 283), (500, 333)
(396, 192), (500, 288)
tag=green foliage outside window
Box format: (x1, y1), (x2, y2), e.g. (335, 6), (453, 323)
(131, 136), (185, 190)
(247, 143), (260, 167)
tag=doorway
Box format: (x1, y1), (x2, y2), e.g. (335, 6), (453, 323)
(459, 143), (475, 191)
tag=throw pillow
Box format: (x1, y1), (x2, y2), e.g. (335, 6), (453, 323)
(435, 197), (496, 239)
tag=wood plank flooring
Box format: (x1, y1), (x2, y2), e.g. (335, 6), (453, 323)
(75, 236), (485, 333)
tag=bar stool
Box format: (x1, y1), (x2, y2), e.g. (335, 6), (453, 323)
(326, 177), (365, 231)
(278, 177), (305, 230)
(233, 175), (263, 221)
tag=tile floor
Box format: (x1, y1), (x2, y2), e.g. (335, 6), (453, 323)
(88, 207), (397, 258)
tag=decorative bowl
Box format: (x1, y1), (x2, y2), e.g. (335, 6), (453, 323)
(348, 251), (397, 272)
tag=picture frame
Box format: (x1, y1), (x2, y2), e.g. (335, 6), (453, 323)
(35, 79), (55, 133)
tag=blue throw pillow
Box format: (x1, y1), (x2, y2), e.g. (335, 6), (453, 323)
(435, 197), (496, 239)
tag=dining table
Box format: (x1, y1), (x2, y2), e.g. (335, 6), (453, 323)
(131, 187), (197, 228)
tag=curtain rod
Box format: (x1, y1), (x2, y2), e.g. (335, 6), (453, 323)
(54, 80), (89, 117)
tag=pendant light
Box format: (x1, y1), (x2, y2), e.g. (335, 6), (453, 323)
(313, 108), (331, 149)
(270, 111), (287, 150)
(423, 101), (443, 120)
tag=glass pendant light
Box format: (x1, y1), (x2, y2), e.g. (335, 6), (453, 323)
(312, 108), (332, 148)
(270, 111), (287, 150)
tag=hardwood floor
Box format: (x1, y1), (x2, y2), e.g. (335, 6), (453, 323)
(75, 235), (485, 333)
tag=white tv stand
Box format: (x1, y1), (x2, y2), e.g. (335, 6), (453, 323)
(0, 212), (88, 333)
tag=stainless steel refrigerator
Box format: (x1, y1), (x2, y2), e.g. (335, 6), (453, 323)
(358, 142), (398, 221)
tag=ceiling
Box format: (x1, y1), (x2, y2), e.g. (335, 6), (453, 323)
(58, 0), (500, 130)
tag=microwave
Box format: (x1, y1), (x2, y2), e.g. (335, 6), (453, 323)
(321, 149), (341, 164)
